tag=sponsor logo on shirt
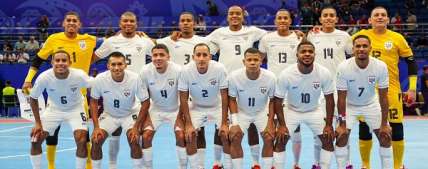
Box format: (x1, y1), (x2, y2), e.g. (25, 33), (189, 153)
(103, 91), (110, 93)
(291, 86), (298, 89)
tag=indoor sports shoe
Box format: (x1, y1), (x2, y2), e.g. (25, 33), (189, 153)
(293, 164), (301, 169)
(251, 164), (261, 169)
(311, 164), (321, 169)
(212, 164), (223, 169)
(346, 164), (353, 169)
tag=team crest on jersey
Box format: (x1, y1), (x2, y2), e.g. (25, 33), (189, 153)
(123, 89), (131, 97)
(290, 44), (295, 49)
(136, 47), (142, 52)
(336, 40), (342, 46)
(168, 79), (175, 86)
(368, 76), (376, 84)
(79, 40), (86, 50)
(260, 87), (267, 94)
(313, 82), (320, 89)
(70, 87), (78, 92)
(209, 79), (217, 86)
(384, 41), (393, 50)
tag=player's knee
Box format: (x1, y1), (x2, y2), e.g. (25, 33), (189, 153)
(111, 127), (122, 136)
(390, 122), (404, 141)
(142, 130), (155, 143)
(335, 134), (349, 147)
(274, 140), (286, 152)
(359, 121), (373, 140)
(262, 133), (274, 143)
(230, 132), (243, 144)
(74, 130), (88, 145)
(175, 130), (185, 146)
(319, 136), (334, 151)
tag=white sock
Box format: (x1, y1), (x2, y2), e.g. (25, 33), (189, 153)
(319, 149), (333, 169)
(188, 153), (199, 169)
(76, 156), (87, 169)
(223, 153), (232, 169)
(314, 136), (322, 165)
(109, 136), (120, 166)
(379, 147), (392, 169)
(335, 146), (348, 169)
(250, 144), (260, 166)
(292, 131), (302, 165)
(132, 158), (142, 169)
(30, 154), (42, 169)
(262, 157), (273, 168)
(92, 159), (102, 169)
(197, 148), (206, 168)
(176, 146), (188, 169)
(346, 144), (352, 165)
(273, 151), (285, 169)
(143, 147), (153, 169)
(231, 158), (243, 169)
(109, 161), (117, 169)
(214, 145), (223, 165)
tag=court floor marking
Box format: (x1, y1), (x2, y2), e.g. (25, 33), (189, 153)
(0, 147), (76, 159)
(0, 125), (32, 133)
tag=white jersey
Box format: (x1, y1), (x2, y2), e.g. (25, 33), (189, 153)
(90, 70), (149, 117)
(30, 68), (91, 112)
(157, 35), (215, 65)
(228, 68), (275, 115)
(207, 26), (267, 72)
(95, 34), (155, 73)
(178, 60), (228, 109)
(307, 29), (352, 76)
(140, 61), (181, 112)
(336, 57), (389, 106)
(275, 63), (335, 112)
(259, 31), (301, 75)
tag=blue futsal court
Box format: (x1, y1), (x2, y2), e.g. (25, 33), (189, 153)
(0, 118), (427, 169)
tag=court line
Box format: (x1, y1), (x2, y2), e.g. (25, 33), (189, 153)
(0, 147), (76, 159)
(0, 125), (32, 133)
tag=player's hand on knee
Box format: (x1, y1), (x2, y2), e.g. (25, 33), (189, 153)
(228, 125), (242, 140)
(92, 128), (105, 144)
(263, 122), (276, 139)
(404, 90), (417, 107)
(276, 124), (289, 143)
(128, 127), (140, 144)
(219, 123), (229, 138)
(30, 123), (44, 142)
(379, 124), (392, 142)
(335, 123), (348, 140)
(323, 125), (335, 141)
(22, 82), (32, 95)
(184, 124), (196, 143)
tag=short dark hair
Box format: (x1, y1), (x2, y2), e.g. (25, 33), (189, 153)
(64, 11), (80, 21)
(5, 80), (11, 85)
(297, 40), (315, 51)
(244, 48), (261, 58)
(353, 35), (371, 45)
(276, 9), (291, 16)
(108, 51), (126, 62)
(180, 11), (195, 20)
(152, 44), (169, 54)
(371, 6), (388, 17)
(52, 50), (71, 60)
(193, 43), (211, 54)
(320, 6), (337, 16)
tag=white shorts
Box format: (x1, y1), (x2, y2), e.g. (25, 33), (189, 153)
(147, 109), (179, 131)
(99, 112), (138, 136)
(285, 107), (325, 138)
(190, 106), (222, 129)
(237, 112), (268, 135)
(41, 107), (88, 136)
(346, 102), (382, 131)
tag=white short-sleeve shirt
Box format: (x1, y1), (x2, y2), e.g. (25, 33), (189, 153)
(30, 68), (91, 112)
(275, 63), (335, 112)
(228, 68), (276, 115)
(336, 57), (389, 106)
